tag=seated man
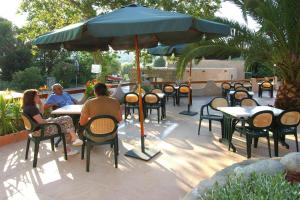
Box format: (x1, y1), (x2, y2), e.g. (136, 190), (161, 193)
(44, 83), (78, 110)
(79, 83), (122, 137)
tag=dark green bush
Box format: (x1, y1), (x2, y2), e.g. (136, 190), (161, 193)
(200, 173), (300, 200)
(153, 56), (166, 68)
(51, 61), (76, 87)
(12, 67), (43, 90)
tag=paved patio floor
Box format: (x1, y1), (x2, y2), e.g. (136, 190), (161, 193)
(0, 94), (299, 200)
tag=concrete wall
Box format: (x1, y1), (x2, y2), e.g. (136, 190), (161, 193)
(168, 59), (245, 80)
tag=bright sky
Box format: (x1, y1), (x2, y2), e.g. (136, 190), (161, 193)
(0, 0), (259, 30)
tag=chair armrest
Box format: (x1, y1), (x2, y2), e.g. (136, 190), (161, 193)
(200, 104), (208, 116)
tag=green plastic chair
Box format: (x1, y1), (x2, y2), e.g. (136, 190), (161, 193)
(81, 115), (119, 172)
(233, 110), (274, 158)
(22, 113), (67, 168)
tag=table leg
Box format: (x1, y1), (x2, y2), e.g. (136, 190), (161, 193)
(219, 114), (236, 152)
(274, 129), (279, 157)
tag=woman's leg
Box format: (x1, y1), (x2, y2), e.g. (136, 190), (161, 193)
(46, 116), (82, 144)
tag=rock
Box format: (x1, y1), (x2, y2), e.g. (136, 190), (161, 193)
(280, 152), (300, 173)
(183, 159), (260, 200)
(183, 158), (285, 200)
(234, 159), (284, 177)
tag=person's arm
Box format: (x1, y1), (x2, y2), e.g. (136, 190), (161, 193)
(44, 95), (58, 110)
(36, 95), (44, 114)
(115, 100), (122, 122)
(67, 93), (79, 104)
(117, 109), (122, 122)
(79, 102), (89, 126)
(33, 114), (47, 124)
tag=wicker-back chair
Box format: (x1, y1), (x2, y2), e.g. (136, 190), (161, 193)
(143, 93), (161, 123)
(274, 110), (300, 153)
(81, 115), (119, 172)
(178, 84), (191, 106)
(22, 113), (67, 168)
(259, 81), (273, 98)
(163, 85), (176, 106)
(233, 111), (274, 158)
(124, 92), (140, 120)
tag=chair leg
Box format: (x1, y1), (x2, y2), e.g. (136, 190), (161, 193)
(198, 119), (202, 135)
(220, 121), (224, 139)
(295, 133), (299, 152)
(54, 137), (61, 147)
(33, 141), (40, 168)
(209, 120), (212, 131)
(157, 108), (160, 124)
(173, 96), (175, 106)
(267, 135), (272, 157)
(254, 138), (259, 148)
(25, 138), (30, 160)
(114, 139), (118, 168)
(50, 138), (55, 151)
(86, 143), (91, 172)
(81, 140), (85, 160)
(61, 134), (68, 160)
(246, 135), (252, 159)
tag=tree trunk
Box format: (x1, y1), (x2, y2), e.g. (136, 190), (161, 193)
(274, 81), (300, 110)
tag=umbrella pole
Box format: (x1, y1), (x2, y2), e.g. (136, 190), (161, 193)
(179, 61), (198, 116)
(124, 35), (160, 161)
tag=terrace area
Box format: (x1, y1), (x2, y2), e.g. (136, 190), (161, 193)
(1, 91), (299, 200)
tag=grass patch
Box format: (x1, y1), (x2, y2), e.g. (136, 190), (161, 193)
(200, 173), (300, 200)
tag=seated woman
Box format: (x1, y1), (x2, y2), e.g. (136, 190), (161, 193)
(23, 89), (83, 155)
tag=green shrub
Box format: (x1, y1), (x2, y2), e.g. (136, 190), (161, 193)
(0, 80), (14, 90)
(0, 93), (23, 136)
(153, 56), (166, 68)
(51, 61), (76, 87)
(201, 173), (300, 200)
(12, 67), (43, 90)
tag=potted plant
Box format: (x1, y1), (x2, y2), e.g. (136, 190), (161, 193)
(0, 92), (27, 147)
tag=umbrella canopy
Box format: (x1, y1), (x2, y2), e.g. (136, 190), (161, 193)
(33, 4), (231, 160)
(148, 43), (241, 59)
(33, 4), (230, 51)
(148, 44), (186, 56)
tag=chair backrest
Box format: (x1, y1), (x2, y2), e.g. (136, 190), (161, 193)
(163, 85), (175, 94)
(210, 97), (229, 110)
(179, 85), (190, 94)
(86, 115), (118, 138)
(234, 91), (249, 101)
(277, 110), (300, 127)
(221, 82), (231, 90)
(151, 88), (163, 94)
(261, 81), (272, 88)
(243, 81), (252, 88)
(235, 86), (248, 92)
(21, 113), (37, 131)
(234, 83), (243, 89)
(248, 111), (274, 129)
(143, 93), (160, 104)
(124, 92), (139, 104)
(240, 98), (259, 107)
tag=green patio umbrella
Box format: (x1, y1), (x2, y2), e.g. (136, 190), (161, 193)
(33, 4), (231, 161)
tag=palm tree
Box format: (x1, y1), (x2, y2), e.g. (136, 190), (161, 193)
(176, 0), (300, 110)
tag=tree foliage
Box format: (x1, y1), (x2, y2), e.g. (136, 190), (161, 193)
(12, 67), (43, 90)
(177, 0), (300, 82)
(154, 56), (166, 68)
(0, 17), (32, 81)
(19, 0), (221, 41)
